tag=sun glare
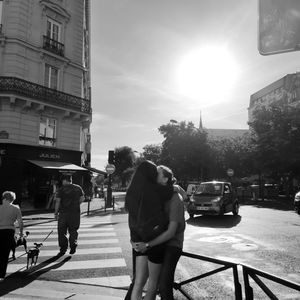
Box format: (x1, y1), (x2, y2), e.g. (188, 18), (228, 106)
(175, 46), (239, 106)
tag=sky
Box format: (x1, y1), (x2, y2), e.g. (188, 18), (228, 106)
(90, 0), (300, 170)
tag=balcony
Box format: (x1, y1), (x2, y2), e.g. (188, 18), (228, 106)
(43, 35), (65, 57)
(0, 76), (91, 114)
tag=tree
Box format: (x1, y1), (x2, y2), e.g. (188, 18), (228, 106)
(142, 144), (162, 165)
(249, 104), (300, 176)
(208, 132), (256, 179)
(158, 121), (210, 183)
(114, 146), (135, 186)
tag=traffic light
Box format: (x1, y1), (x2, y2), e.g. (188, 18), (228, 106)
(108, 150), (115, 164)
(258, 0), (300, 55)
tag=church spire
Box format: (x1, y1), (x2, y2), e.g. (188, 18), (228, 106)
(199, 110), (203, 129)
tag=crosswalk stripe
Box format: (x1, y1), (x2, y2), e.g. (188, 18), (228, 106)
(25, 232), (116, 239)
(25, 224), (113, 229)
(25, 227), (114, 233)
(7, 258), (126, 273)
(63, 275), (132, 288)
(13, 247), (122, 257)
(19, 239), (119, 247)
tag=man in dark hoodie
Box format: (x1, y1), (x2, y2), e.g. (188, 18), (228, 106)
(125, 160), (173, 300)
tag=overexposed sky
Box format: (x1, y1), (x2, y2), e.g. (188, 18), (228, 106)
(90, 0), (300, 170)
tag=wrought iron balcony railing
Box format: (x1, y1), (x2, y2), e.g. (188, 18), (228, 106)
(0, 76), (91, 114)
(43, 35), (65, 56)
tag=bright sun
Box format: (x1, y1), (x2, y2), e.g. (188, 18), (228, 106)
(175, 46), (239, 106)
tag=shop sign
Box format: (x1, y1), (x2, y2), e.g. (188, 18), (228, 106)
(0, 131), (9, 139)
(39, 153), (61, 159)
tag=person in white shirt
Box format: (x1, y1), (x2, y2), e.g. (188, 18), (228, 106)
(0, 191), (23, 281)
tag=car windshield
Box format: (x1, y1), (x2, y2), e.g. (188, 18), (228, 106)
(195, 183), (223, 196)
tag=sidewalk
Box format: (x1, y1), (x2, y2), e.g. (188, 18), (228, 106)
(2, 197), (129, 300)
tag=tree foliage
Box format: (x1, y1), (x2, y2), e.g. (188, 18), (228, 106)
(114, 146), (135, 186)
(158, 121), (210, 182)
(142, 144), (162, 165)
(208, 132), (256, 179)
(249, 105), (300, 176)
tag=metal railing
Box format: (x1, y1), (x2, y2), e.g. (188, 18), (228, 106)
(174, 252), (300, 300)
(174, 252), (242, 299)
(43, 35), (65, 56)
(243, 265), (300, 300)
(0, 76), (91, 113)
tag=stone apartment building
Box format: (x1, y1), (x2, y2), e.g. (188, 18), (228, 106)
(0, 0), (92, 208)
(248, 72), (300, 123)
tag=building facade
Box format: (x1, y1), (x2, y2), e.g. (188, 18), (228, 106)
(0, 0), (92, 208)
(248, 72), (300, 123)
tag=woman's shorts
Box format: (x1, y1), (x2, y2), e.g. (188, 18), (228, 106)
(135, 243), (166, 264)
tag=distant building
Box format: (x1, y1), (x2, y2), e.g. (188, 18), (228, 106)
(0, 1), (92, 208)
(248, 72), (300, 122)
(206, 128), (248, 140)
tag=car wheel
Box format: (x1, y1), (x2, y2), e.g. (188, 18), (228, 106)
(232, 202), (239, 216)
(189, 213), (194, 219)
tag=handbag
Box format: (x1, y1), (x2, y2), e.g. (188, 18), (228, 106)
(135, 194), (168, 241)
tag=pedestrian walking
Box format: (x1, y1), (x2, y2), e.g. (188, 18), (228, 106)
(0, 191), (23, 281)
(125, 160), (174, 300)
(134, 165), (186, 300)
(54, 175), (84, 255)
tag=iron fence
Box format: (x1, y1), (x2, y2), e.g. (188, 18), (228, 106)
(174, 252), (300, 300)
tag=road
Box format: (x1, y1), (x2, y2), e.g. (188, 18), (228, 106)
(5, 199), (300, 299)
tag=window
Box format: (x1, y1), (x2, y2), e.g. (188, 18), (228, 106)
(44, 64), (59, 89)
(39, 117), (57, 147)
(0, 0), (3, 33)
(46, 18), (61, 42)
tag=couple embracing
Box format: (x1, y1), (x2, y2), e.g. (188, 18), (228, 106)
(125, 160), (186, 300)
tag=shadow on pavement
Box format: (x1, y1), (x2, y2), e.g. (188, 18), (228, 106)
(239, 198), (294, 211)
(187, 215), (242, 228)
(0, 255), (71, 297)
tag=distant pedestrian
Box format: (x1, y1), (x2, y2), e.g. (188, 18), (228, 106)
(0, 191), (23, 281)
(54, 175), (84, 255)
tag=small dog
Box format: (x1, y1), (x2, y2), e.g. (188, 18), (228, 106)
(11, 231), (30, 260)
(26, 243), (43, 269)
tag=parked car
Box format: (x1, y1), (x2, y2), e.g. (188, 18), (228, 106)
(186, 183), (199, 199)
(294, 191), (300, 215)
(187, 181), (239, 218)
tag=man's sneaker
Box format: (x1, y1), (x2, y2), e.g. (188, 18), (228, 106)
(69, 245), (77, 255)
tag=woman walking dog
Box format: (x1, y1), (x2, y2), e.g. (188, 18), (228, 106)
(0, 191), (23, 281)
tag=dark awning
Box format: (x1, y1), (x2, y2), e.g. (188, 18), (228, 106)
(84, 166), (106, 175)
(28, 160), (87, 171)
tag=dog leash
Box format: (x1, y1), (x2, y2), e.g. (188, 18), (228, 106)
(41, 229), (54, 243)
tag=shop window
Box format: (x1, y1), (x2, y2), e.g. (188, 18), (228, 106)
(39, 117), (57, 147)
(44, 64), (59, 90)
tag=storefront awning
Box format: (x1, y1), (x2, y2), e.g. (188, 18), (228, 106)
(28, 160), (87, 171)
(84, 166), (106, 175)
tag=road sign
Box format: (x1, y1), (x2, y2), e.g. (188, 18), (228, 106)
(105, 164), (115, 175)
(258, 0), (300, 55)
(227, 168), (234, 177)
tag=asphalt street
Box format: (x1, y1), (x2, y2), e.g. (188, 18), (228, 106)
(2, 197), (300, 299)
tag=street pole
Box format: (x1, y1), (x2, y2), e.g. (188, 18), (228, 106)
(106, 174), (112, 208)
